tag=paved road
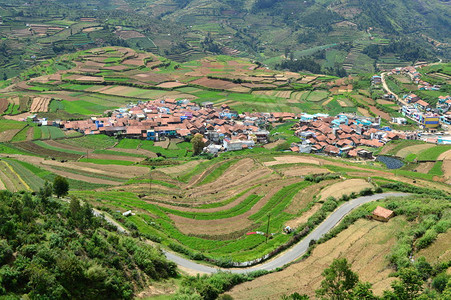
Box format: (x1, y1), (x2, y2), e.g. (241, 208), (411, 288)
(163, 192), (409, 274)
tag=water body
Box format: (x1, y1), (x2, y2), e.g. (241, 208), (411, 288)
(376, 156), (404, 169)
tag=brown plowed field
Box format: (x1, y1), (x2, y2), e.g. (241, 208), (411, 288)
(442, 160), (451, 184)
(159, 160), (204, 176)
(285, 180), (339, 214)
(187, 158), (273, 198)
(0, 129), (21, 142)
(30, 97), (51, 112)
(43, 140), (88, 152)
(228, 217), (407, 299)
(264, 156), (320, 166)
(26, 127), (34, 141)
(87, 153), (143, 162)
(285, 203), (322, 229)
(170, 178), (300, 236)
(110, 147), (157, 158)
(279, 167), (329, 177)
(414, 162), (434, 174)
(191, 77), (242, 90)
(0, 98), (8, 114)
(369, 106), (390, 120)
(319, 179), (372, 200)
(14, 141), (82, 160)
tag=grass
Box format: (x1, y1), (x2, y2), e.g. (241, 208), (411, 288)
(428, 161), (444, 176)
(92, 149), (146, 158)
(160, 194), (264, 220)
(79, 158), (137, 166)
(196, 159), (238, 186)
(59, 134), (117, 149)
(39, 126), (65, 139)
(0, 119), (27, 131)
(116, 138), (141, 149)
(33, 140), (85, 155)
(417, 145), (451, 161)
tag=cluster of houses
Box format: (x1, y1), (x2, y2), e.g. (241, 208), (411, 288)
(401, 93), (451, 128)
(58, 99), (277, 153)
(289, 113), (414, 158)
(391, 66), (440, 91)
(29, 96), (423, 158)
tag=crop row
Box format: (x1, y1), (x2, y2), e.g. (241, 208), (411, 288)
(159, 194), (264, 220)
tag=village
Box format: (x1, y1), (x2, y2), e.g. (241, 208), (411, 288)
(27, 97), (426, 160)
(377, 65), (451, 130)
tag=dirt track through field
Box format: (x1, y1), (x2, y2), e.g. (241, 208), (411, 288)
(228, 218), (406, 299)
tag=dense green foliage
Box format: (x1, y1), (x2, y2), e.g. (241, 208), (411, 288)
(0, 191), (177, 299)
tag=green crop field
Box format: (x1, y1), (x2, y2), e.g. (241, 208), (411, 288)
(417, 145), (451, 161)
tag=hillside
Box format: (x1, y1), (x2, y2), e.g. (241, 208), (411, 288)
(0, 188), (177, 299)
(0, 46), (426, 131)
(0, 0), (449, 79)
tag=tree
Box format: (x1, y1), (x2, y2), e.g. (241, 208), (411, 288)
(191, 133), (205, 156)
(53, 176), (69, 198)
(316, 258), (359, 300)
(383, 267), (423, 300)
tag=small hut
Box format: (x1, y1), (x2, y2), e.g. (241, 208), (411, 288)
(372, 206), (394, 222)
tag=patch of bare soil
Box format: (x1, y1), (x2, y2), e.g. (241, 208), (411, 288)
(26, 127), (34, 141)
(285, 180), (338, 214)
(442, 160), (451, 184)
(280, 167), (330, 177)
(319, 179), (373, 200)
(188, 158), (273, 198)
(87, 153), (143, 162)
(0, 129), (21, 142)
(414, 162), (435, 174)
(228, 218), (407, 299)
(170, 178), (299, 235)
(285, 203), (322, 229)
(110, 147), (157, 158)
(43, 140), (88, 152)
(264, 156), (320, 166)
(438, 149), (451, 160)
(263, 140), (285, 149)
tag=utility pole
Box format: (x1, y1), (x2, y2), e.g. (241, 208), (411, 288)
(149, 167), (152, 195)
(266, 214), (271, 243)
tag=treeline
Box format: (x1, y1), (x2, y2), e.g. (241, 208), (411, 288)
(276, 56), (347, 77)
(0, 189), (176, 299)
(363, 38), (433, 63)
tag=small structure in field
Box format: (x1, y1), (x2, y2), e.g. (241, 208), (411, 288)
(372, 206), (394, 222)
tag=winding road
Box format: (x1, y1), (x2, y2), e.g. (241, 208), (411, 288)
(162, 192), (409, 274)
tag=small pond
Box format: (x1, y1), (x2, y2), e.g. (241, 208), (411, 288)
(376, 156), (404, 169)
